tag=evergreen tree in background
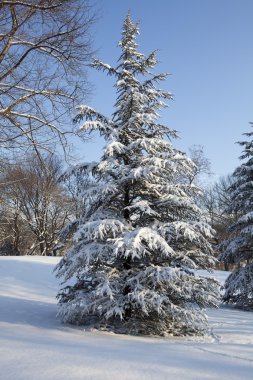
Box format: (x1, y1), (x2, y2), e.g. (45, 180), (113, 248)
(55, 14), (219, 336)
(220, 126), (253, 309)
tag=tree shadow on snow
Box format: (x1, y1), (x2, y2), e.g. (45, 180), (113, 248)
(0, 294), (60, 330)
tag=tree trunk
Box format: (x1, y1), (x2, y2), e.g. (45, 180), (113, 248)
(39, 241), (45, 256)
(123, 184), (132, 319)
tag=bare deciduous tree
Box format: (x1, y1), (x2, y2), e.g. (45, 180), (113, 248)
(0, 0), (94, 157)
(0, 154), (71, 255)
(188, 145), (212, 185)
(201, 175), (238, 269)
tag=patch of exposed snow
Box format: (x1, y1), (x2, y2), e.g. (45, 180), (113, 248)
(0, 256), (253, 380)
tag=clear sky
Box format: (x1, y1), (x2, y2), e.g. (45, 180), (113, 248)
(75, 0), (253, 181)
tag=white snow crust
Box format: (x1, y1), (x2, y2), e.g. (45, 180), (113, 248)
(0, 256), (253, 380)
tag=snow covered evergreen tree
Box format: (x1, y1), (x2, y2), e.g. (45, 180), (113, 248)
(219, 125), (253, 309)
(55, 14), (220, 336)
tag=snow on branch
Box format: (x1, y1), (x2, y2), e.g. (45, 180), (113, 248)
(73, 219), (129, 242)
(74, 105), (110, 125)
(91, 59), (120, 77)
(113, 227), (175, 260)
(59, 161), (98, 181)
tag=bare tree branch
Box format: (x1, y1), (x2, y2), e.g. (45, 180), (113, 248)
(0, 0), (94, 160)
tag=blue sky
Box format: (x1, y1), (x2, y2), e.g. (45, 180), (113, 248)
(74, 0), (253, 181)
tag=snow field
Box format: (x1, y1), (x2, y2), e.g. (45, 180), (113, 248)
(0, 256), (253, 380)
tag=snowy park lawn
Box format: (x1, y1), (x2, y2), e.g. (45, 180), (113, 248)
(0, 256), (253, 380)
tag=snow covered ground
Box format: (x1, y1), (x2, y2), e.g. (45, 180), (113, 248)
(0, 256), (253, 380)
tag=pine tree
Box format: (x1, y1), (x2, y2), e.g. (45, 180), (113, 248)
(219, 125), (253, 309)
(55, 14), (220, 336)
